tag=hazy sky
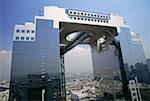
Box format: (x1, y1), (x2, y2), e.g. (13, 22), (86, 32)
(0, 0), (149, 79)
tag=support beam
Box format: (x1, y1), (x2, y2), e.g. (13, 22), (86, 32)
(61, 32), (92, 55)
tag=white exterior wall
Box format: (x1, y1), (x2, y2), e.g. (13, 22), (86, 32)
(129, 80), (139, 101)
(13, 22), (35, 41)
(35, 6), (127, 29)
(14, 5), (128, 42)
(129, 79), (142, 101)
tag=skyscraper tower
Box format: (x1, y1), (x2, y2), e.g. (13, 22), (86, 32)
(9, 22), (61, 100)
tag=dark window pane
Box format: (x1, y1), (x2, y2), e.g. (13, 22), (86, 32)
(27, 30), (30, 33)
(31, 30), (35, 33)
(22, 30), (25, 33)
(26, 37), (29, 40)
(21, 37), (24, 40)
(16, 30), (20, 33)
(31, 37), (34, 40)
(16, 37), (19, 40)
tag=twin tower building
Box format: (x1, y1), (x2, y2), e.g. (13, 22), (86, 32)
(9, 6), (147, 101)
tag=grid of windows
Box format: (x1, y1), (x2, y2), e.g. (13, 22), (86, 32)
(70, 16), (109, 23)
(16, 29), (35, 33)
(68, 10), (109, 20)
(15, 36), (35, 41)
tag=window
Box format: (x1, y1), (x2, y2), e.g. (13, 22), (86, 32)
(88, 19), (90, 21)
(131, 82), (134, 84)
(134, 98), (137, 101)
(70, 11), (72, 14)
(16, 30), (20, 33)
(81, 18), (83, 20)
(78, 18), (80, 20)
(22, 30), (25, 33)
(98, 20), (100, 22)
(88, 14), (90, 16)
(31, 37), (34, 40)
(31, 30), (35, 33)
(91, 19), (93, 21)
(77, 12), (80, 15)
(97, 15), (99, 17)
(26, 37), (29, 40)
(85, 18), (87, 21)
(132, 88), (135, 91)
(74, 17), (76, 20)
(21, 37), (24, 40)
(133, 93), (136, 96)
(94, 15), (96, 17)
(84, 13), (86, 16)
(26, 30), (30, 33)
(74, 12), (76, 14)
(16, 37), (19, 40)
(81, 13), (83, 15)
(95, 20), (97, 22)
(91, 14), (93, 16)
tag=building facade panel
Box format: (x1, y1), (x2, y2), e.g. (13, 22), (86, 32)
(9, 19), (61, 101)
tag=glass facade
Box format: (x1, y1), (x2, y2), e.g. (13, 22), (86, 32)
(118, 27), (149, 83)
(118, 27), (150, 100)
(9, 19), (61, 101)
(9, 19), (149, 100)
(91, 27), (149, 100)
(91, 44), (126, 100)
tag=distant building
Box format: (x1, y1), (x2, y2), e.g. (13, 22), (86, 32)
(130, 32), (149, 84)
(146, 59), (150, 74)
(134, 63), (150, 83)
(130, 32), (146, 64)
(119, 32), (148, 83)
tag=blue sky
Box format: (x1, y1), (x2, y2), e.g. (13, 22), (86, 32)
(1, 0), (149, 58)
